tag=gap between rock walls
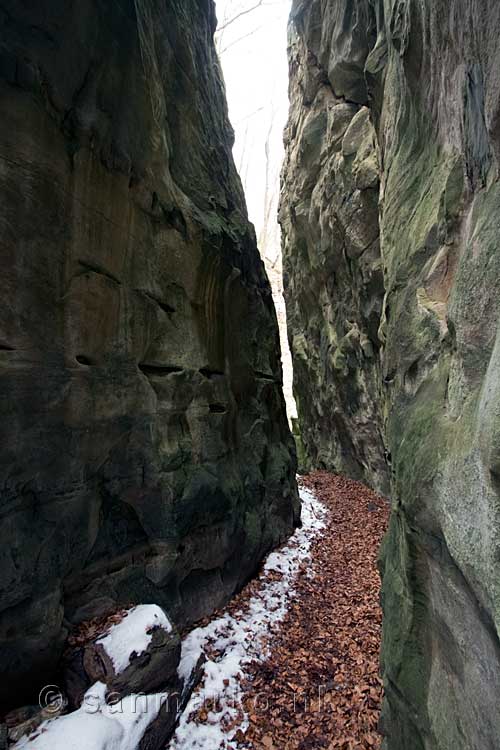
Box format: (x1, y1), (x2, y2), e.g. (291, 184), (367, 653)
(2, 1), (500, 750)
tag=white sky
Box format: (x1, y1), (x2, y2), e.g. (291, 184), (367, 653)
(214, 1), (297, 420)
(215, 0), (292, 264)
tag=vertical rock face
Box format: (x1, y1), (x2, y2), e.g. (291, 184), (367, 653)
(280, 5), (389, 495)
(283, 1), (500, 748)
(0, 0), (299, 707)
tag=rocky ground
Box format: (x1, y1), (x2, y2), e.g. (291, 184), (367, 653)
(169, 471), (389, 750)
(7, 472), (388, 750)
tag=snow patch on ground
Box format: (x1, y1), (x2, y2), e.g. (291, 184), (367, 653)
(168, 486), (327, 750)
(97, 604), (172, 674)
(13, 682), (167, 750)
(13, 488), (325, 750)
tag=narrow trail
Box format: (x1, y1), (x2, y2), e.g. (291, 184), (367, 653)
(168, 472), (389, 750)
(239, 472), (389, 750)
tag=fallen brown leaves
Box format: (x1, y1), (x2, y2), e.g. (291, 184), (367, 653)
(236, 471), (389, 750)
(66, 607), (131, 651)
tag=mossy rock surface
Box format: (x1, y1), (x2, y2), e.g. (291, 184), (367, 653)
(284, 1), (500, 747)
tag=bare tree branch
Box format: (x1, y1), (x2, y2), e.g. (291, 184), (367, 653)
(234, 106), (265, 125)
(219, 25), (263, 55)
(216, 0), (279, 32)
(258, 104), (279, 259)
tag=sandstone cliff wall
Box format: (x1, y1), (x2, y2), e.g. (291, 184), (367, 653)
(0, 0), (299, 708)
(282, 1), (500, 748)
(280, 6), (389, 495)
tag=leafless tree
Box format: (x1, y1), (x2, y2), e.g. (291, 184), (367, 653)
(215, 0), (282, 54)
(216, 0), (286, 265)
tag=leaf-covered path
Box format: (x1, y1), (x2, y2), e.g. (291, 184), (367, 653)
(169, 472), (389, 750)
(239, 472), (389, 750)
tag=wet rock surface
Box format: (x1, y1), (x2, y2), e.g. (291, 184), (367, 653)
(0, 0), (299, 710)
(282, 1), (500, 748)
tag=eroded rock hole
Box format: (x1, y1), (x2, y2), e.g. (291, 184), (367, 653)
(76, 355), (94, 366)
(138, 363), (184, 377)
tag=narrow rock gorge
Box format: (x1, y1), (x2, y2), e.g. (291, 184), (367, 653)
(0, 0), (299, 712)
(282, 1), (500, 748)
(4, 0), (500, 747)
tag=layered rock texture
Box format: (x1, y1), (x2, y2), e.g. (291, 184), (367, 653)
(282, 1), (500, 748)
(0, 0), (299, 709)
(280, 10), (389, 495)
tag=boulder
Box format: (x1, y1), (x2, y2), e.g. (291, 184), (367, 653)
(64, 606), (181, 709)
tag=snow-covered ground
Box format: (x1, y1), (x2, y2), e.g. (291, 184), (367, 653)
(12, 606), (173, 750)
(13, 682), (168, 750)
(13, 486), (325, 750)
(168, 486), (326, 750)
(97, 604), (172, 674)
